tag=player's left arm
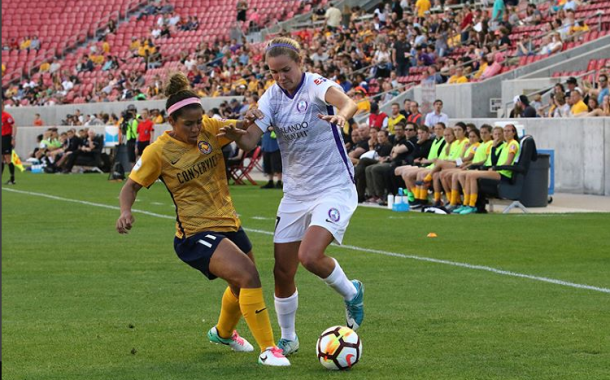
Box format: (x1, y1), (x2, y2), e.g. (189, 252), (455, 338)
(318, 86), (357, 129)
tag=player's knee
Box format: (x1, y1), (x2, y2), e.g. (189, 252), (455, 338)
(237, 263), (261, 288)
(298, 249), (323, 271)
(273, 263), (296, 284)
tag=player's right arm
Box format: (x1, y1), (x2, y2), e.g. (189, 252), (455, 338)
(117, 144), (162, 234)
(116, 178), (143, 234)
(218, 93), (270, 151)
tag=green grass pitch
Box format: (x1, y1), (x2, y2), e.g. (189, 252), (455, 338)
(2, 173), (610, 380)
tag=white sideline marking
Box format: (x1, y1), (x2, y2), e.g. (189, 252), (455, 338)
(251, 216), (272, 220)
(4, 188), (610, 295)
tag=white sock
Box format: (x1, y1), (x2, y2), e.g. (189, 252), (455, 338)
(323, 258), (357, 301)
(274, 290), (298, 341)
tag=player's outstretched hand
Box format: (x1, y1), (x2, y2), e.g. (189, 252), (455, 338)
(318, 113), (346, 128)
(218, 124), (248, 140)
(244, 108), (264, 126)
(116, 211), (135, 234)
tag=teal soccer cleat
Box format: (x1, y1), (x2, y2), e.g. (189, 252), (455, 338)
(345, 280), (364, 331)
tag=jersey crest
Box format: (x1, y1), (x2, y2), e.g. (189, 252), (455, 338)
(198, 140), (213, 155)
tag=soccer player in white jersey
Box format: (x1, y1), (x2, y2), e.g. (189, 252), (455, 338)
(219, 37), (364, 356)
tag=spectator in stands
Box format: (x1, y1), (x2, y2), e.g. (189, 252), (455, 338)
(415, 45), (434, 66)
(551, 92), (570, 117)
(355, 129), (392, 202)
(346, 128), (361, 154)
(387, 103), (406, 135)
(491, 0), (506, 29)
(424, 99), (449, 127)
(539, 33), (563, 55)
(587, 97), (600, 113)
(516, 34), (535, 57)
(415, 0), (431, 21)
(393, 29), (411, 77)
(62, 129), (102, 173)
(237, 0), (248, 24)
(33, 113), (44, 127)
(368, 122), (418, 205)
(325, 2), (343, 31)
(247, 7), (261, 30)
(570, 88), (589, 116)
(568, 18), (589, 37)
(399, 98), (411, 118)
(368, 102), (388, 130)
(30, 36), (40, 51)
(480, 52), (504, 80)
(353, 88), (370, 114)
(564, 0), (579, 12)
(584, 95), (610, 117)
(310, 47), (329, 63)
(585, 74), (609, 107)
(448, 66), (469, 84)
(523, 4), (543, 25)
(372, 43), (392, 78)
(49, 59), (61, 74)
(159, 0), (174, 14)
(531, 94), (544, 115)
(565, 76), (578, 99)
(349, 124), (371, 164)
(406, 101), (423, 126)
(496, 27), (511, 49)
(516, 95), (537, 118)
(19, 36), (31, 51)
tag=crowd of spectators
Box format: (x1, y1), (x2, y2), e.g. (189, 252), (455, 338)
(4, 0), (605, 110)
(510, 66), (610, 118)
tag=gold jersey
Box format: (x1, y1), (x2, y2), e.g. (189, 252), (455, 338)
(130, 116), (240, 238)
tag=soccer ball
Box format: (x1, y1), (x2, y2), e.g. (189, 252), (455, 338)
(316, 325), (362, 370)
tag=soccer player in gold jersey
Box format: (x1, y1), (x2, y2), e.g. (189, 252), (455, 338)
(115, 73), (290, 367)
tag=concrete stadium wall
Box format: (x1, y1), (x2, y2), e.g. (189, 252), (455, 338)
(6, 96), (239, 126)
(454, 118), (610, 196)
(15, 118), (610, 196)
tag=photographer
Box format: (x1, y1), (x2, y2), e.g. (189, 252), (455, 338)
(120, 104), (139, 167)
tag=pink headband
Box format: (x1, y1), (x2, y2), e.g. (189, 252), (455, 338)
(167, 97), (201, 115)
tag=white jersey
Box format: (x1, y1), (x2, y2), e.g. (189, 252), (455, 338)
(255, 72), (355, 200)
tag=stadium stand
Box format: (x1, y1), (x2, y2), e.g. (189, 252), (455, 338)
(1, 0), (149, 87)
(4, 0), (610, 110)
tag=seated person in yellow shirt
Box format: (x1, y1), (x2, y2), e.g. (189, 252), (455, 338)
(448, 66), (469, 84)
(570, 88), (589, 116)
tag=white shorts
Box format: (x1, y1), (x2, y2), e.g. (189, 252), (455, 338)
(274, 186), (358, 245)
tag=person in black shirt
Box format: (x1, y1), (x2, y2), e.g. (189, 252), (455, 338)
(355, 129), (392, 203)
(392, 29), (411, 77)
(518, 95), (537, 117)
(369, 122), (419, 205)
(62, 129), (102, 173)
(414, 124), (433, 165)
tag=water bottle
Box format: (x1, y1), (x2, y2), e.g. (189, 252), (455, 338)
(397, 188), (404, 204)
(387, 194), (394, 210)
